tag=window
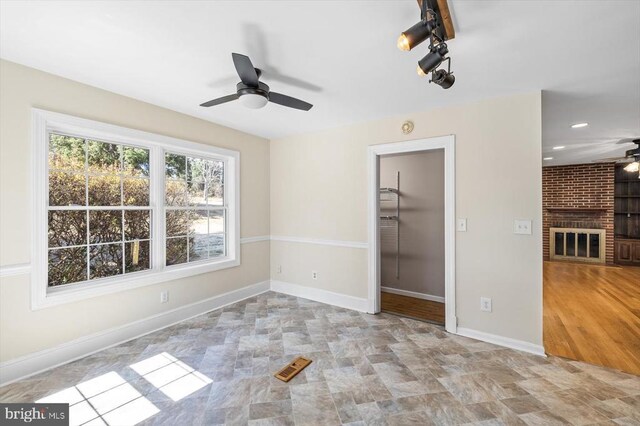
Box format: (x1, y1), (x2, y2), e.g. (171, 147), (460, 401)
(33, 109), (240, 308)
(164, 153), (225, 266)
(48, 134), (152, 286)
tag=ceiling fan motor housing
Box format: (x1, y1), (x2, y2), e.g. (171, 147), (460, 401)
(237, 81), (270, 108)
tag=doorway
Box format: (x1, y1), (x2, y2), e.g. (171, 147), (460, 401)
(367, 136), (456, 333)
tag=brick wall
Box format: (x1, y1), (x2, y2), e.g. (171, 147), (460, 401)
(542, 163), (615, 264)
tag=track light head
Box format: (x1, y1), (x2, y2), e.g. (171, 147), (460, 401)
(431, 68), (455, 89)
(397, 20), (437, 51)
(417, 43), (448, 76)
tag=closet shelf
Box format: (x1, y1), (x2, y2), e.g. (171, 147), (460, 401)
(380, 215), (398, 220)
(379, 187), (398, 194)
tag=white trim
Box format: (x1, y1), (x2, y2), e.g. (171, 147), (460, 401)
(270, 280), (369, 312)
(0, 280), (270, 387)
(456, 327), (546, 357)
(240, 235), (270, 244)
(367, 135), (457, 331)
(270, 236), (368, 249)
(30, 108), (241, 310)
(381, 286), (445, 304)
(0, 263), (31, 278)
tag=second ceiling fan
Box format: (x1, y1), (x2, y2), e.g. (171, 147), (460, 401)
(200, 53), (313, 111)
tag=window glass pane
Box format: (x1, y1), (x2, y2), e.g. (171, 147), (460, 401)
(88, 140), (121, 173)
(89, 210), (123, 244)
(566, 233), (576, 256)
(577, 233), (587, 257)
(210, 234), (225, 258)
(205, 160), (224, 206)
(165, 154), (186, 179)
(90, 243), (123, 279)
(48, 247), (87, 286)
(123, 146), (150, 177)
(124, 210), (150, 240)
(187, 157), (206, 183)
(125, 240), (150, 273)
(589, 234), (600, 258)
(165, 180), (187, 206)
(88, 175), (121, 206)
(49, 134), (85, 172)
(209, 209), (225, 234)
(187, 180), (205, 206)
(123, 178), (149, 206)
(188, 210), (208, 262)
(166, 211), (188, 237)
(166, 237), (187, 266)
(49, 172), (86, 206)
(49, 210), (87, 248)
(554, 232), (564, 256)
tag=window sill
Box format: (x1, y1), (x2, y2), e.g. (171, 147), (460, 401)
(32, 257), (240, 310)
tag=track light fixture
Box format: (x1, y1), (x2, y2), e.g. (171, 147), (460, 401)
(397, 19), (437, 51)
(398, 0), (456, 90)
(417, 43), (449, 76)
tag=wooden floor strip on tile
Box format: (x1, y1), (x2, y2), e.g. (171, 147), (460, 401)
(381, 291), (445, 325)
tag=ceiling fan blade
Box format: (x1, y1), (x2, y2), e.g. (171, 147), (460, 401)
(200, 94), (239, 107)
(269, 92), (313, 111)
(617, 138), (640, 145)
(232, 53), (259, 86)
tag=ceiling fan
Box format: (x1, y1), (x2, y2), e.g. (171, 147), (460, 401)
(595, 138), (640, 174)
(200, 53), (313, 111)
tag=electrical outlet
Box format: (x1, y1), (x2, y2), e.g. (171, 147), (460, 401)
(276, 265), (282, 274)
(514, 219), (532, 235)
(160, 291), (169, 304)
(312, 271), (318, 280)
(457, 218), (467, 232)
(480, 297), (492, 312)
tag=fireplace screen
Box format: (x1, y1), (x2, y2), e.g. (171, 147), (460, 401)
(550, 227), (605, 263)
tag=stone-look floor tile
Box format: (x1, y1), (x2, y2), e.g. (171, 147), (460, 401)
(437, 374), (496, 404)
(518, 410), (571, 425)
(357, 401), (388, 426)
(332, 391), (362, 424)
(291, 392), (341, 426)
(1, 291), (639, 426)
(500, 395), (548, 414)
(250, 400), (293, 421)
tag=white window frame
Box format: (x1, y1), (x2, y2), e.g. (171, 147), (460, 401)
(31, 109), (240, 310)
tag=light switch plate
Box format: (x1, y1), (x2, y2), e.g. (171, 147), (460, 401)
(457, 218), (467, 232)
(514, 219), (532, 235)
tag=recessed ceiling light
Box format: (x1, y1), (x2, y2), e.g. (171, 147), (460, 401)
(552, 146), (565, 150)
(571, 122), (589, 128)
(543, 157), (553, 160)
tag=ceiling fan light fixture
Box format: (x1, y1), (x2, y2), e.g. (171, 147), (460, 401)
(239, 93), (268, 109)
(624, 161), (640, 173)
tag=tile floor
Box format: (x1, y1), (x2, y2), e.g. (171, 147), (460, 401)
(1, 292), (639, 425)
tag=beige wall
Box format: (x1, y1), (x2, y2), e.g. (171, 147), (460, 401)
(380, 150), (445, 298)
(271, 92), (543, 346)
(0, 60), (270, 362)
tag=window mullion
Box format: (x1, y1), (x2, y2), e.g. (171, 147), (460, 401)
(151, 147), (165, 272)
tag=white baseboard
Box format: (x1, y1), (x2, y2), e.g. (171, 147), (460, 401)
(381, 286), (445, 304)
(0, 280), (270, 387)
(456, 327), (546, 357)
(270, 280), (369, 313)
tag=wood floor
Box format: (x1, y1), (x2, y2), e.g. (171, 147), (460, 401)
(381, 291), (445, 325)
(544, 261), (640, 375)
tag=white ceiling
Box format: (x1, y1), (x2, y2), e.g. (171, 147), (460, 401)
(1, 1), (639, 164)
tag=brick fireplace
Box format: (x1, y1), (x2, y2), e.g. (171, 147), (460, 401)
(542, 163), (615, 264)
